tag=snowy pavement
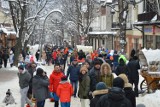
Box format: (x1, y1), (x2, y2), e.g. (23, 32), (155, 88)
(0, 63), (160, 107)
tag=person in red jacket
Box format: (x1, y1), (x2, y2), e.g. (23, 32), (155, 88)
(57, 76), (73, 107)
(49, 64), (64, 107)
(52, 50), (57, 64)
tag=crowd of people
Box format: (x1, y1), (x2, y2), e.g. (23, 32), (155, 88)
(15, 46), (141, 107)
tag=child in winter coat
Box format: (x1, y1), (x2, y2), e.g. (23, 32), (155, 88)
(57, 76), (73, 107)
(3, 89), (16, 106)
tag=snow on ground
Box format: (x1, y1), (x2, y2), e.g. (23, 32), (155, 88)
(0, 64), (81, 107)
(0, 63), (160, 107)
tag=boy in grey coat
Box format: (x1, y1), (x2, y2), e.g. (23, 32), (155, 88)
(17, 65), (33, 107)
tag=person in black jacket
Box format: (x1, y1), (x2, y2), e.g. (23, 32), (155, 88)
(35, 50), (40, 61)
(96, 77), (132, 107)
(127, 56), (140, 97)
(2, 50), (9, 68)
(115, 58), (129, 76)
(119, 74), (136, 107)
(89, 59), (102, 99)
(90, 82), (108, 107)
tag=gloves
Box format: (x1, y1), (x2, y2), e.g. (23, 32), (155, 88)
(50, 92), (54, 98)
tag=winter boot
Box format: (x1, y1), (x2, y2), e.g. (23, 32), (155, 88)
(26, 104), (30, 107)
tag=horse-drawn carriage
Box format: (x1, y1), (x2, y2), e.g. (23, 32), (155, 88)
(139, 49), (160, 93)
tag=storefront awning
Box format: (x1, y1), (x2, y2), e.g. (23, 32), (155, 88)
(88, 31), (117, 35)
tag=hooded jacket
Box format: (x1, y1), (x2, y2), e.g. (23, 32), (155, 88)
(49, 71), (64, 92)
(96, 87), (132, 107)
(90, 89), (108, 107)
(100, 63), (114, 87)
(32, 75), (50, 101)
(78, 73), (90, 99)
(56, 81), (73, 102)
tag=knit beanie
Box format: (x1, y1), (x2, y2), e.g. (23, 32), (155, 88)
(36, 68), (44, 76)
(18, 65), (24, 70)
(96, 82), (107, 90)
(94, 59), (101, 65)
(113, 77), (124, 89)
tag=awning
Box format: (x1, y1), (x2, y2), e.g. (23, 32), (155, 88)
(88, 31), (117, 35)
(133, 21), (160, 26)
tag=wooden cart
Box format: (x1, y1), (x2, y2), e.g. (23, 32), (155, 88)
(139, 49), (160, 93)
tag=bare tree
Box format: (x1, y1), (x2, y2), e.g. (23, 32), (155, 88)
(61, 0), (98, 45)
(8, 0), (48, 65)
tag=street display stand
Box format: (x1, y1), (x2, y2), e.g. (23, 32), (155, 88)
(139, 49), (160, 93)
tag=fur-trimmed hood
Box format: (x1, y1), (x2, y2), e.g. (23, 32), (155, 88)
(100, 63), (112, 75)
(92, 89), (108, 97)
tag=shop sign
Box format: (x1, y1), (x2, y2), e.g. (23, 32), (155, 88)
(144, 26), (160, 35)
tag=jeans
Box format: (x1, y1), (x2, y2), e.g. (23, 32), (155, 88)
(37, 100), (45, 107)
(80, 99), (90, 107)
(70, 80), (78, 97)
(20, 86), (33, 107)
(61, 102), (70, 107)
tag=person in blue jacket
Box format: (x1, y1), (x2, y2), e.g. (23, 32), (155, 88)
(67, 59), (80, 97)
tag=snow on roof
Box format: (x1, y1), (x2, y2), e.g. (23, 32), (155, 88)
(88, 31), (117, 35)
(0, 27), (16, 35)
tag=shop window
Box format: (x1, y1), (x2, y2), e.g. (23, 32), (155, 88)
(146, 35), (153, 49)
(156, 36), (160, 49)
(102, 39), (105, 45)
(133, 38), (139, 51)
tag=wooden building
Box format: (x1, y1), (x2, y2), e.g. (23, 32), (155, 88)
(0, 28), (16, 51)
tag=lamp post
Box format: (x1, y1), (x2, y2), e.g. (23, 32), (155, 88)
(65, 21), (78, 47)
(39, 9), (63, 61)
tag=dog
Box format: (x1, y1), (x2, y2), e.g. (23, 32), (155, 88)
(3, 89), (16, 106)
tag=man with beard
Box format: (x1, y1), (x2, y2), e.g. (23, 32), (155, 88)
(89, 59), (102, 99)
(67, 59), (80, 98)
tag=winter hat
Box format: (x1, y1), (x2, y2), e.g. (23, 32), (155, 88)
(124, 83), (132, 88)
(61, 76), (67, 81)
(96, 82), (107, 90)
(6, 89), (11, 95)
(80, 66), (88, 73)
(118, 74), (132, 88)
(18, 65), (24, 70)
(118, 74), (129, 84)
(94, 59), (101, 65)
(36, 68), (44, 76)
(113, 77), (124, 89)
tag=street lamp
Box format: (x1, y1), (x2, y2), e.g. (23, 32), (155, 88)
(39, 9), (63, 61)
